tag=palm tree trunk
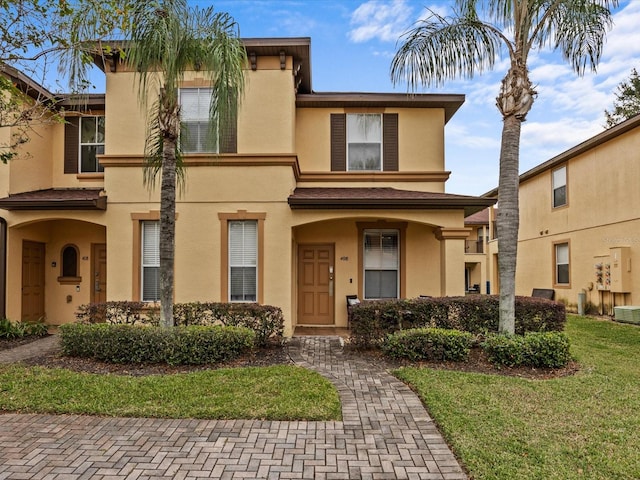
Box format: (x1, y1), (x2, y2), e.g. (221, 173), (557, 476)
(159, 136), (176, 328)
(497, 114), (522, 334)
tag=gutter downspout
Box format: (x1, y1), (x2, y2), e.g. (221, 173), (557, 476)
(0, 218), (6, 319)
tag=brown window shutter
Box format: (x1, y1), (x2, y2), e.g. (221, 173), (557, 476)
(383, 113), (398, 171)
(331, 114), (346, 171)
(219, 101), (237, 154)
(64, 117), (79, 174)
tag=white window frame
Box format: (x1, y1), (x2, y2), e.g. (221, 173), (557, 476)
(552, 165), (567, 208)
(79, 115), (105, 173)
(179, 87), (218, 154)
(141, 221), (160, 302)
(347, 113), (382, 172)
(228, 220), (258, 302)
(555, 242), (570, 285)
(363, 229), (399, 299)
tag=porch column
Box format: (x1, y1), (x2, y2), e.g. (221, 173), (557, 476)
(435, 227), (471, 297)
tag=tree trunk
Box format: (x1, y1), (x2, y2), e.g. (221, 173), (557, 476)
(159, 136), (176, 328)
(496, 113), (522, 334)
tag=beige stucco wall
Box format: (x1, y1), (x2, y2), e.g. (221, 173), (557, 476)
(295, 108), (446, 176)
(4, 216), (106, 324)
(516, 126), (640, 309)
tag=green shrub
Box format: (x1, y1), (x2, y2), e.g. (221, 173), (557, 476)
(0, 318), (48, 339)
(75, 301), (153, 325)
(383, 328), (473, 362)
(173, 302), (284, 347)
(350, 295), (566, 347)
(76, 301), (283, 347)
(482, 331), (572, 368)
(59, 323), (255, 365)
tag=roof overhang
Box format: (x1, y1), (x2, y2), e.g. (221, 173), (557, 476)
(288, 187), (496, 217)
(0, 188), (107, 211)
(484, 113), (640, 197)
(93, 37), (313, 94)
(296, 93), (465, 124)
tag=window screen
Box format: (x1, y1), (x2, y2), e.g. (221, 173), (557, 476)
(229, 220), (257, 302)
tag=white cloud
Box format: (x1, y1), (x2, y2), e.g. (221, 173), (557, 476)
(348, 0), (415, 42)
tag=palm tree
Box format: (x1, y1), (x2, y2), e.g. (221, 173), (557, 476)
(391, 0), (616, 333)
(67, 0), (246, 327)
(126, 0), (246, 327)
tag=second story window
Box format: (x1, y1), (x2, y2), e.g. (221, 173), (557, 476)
(180, 87), (216, 153)
(552, 165), (567, 208)
(331, 113), (398, 172)
(347, 114), (382, 171)
(79, 116), (105, 173)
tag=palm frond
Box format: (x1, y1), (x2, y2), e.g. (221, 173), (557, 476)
(391, 9), (503, 90)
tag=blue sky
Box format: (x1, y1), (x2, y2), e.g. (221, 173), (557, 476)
(198, 0), (640, 196)
(73, 0), (637, 196)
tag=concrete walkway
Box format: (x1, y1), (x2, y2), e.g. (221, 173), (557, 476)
(0, 336), (467, 479)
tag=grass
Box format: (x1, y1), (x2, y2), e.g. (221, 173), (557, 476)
(394, 315), (640, 480)
(0, 364), (341, 421)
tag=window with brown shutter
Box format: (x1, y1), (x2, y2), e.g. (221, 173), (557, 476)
(330, 114), (346, 171)
(330, 113), (398, 171)
(383, 113), (398, 171)
(64, 117), (79, 174)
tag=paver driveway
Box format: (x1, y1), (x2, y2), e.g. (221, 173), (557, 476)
(0, 336), (467, 479)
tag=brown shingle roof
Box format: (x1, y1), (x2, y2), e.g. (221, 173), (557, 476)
(0, 188), (107, 210)
(465, 208), (490, 224)
(288, 187), (495, 216)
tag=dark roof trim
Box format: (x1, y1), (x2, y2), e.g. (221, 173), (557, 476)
(0, 63), (55, 102)
(296, 93), (465, 124)
(58, 94), (106, 110)
(0, 189), (107, 211)
(288, 188), (495, 217)
(93, 37), (313, 94)
(484, 113), (640, 197)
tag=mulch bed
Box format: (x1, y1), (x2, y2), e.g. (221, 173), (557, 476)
(2, 335), (578, 380)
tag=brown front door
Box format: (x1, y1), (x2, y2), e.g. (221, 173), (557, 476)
(22, 240), (45, 322)
(298, 244), (334, 325)
(92, 243), (107, 303)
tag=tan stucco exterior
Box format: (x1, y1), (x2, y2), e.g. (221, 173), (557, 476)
(0, 38), (494, 332)
(488, 115), (640, 314)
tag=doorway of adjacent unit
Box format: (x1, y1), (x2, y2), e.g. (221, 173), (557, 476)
(21, 240), (45, 322)
(91, 243), (107, 304)
(297, 244), (334, 325)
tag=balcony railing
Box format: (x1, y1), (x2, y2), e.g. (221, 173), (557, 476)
(465, 240), (484, 254)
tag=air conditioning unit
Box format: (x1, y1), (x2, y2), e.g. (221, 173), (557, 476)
(614, 306), (640, 325)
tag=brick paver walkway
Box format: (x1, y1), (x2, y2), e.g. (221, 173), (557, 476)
(0, 336), (467, 479)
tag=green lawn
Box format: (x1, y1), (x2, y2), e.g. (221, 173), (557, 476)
(0, 364), (342, 420)
(394, 315), (640, 480)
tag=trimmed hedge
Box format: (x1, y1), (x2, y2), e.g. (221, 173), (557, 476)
(75, 301), (284, 347)
(383, 328), (473, 362)
(59, 323), (255, 365)
(350, 295), (566, 347)
(481, 332), (572, 368)
(173, 302), (284, 347)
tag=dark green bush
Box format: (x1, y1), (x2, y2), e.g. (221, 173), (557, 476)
(383, 328), (473, 362)
(59, 323), (255, 365)
(0, 318), (48, 339)
(75, 301), (152, 325)
(350, 295), (565, 347)
(481, 332), (572, 368)
(173, 302), (284, 347)
(76, 301), (283, 347)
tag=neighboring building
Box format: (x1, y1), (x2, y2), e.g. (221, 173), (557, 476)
(0, 38), (495, 334)
(485, 114), (640, 313)
(464, 208), (489, 294)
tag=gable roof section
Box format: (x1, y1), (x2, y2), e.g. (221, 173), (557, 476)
(484, 113), (640, 197)
(296, 93), (464, 124)
(0, 188), (106, 210)
(464, 208), (490, 224)
(288, 187), (495, 217)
